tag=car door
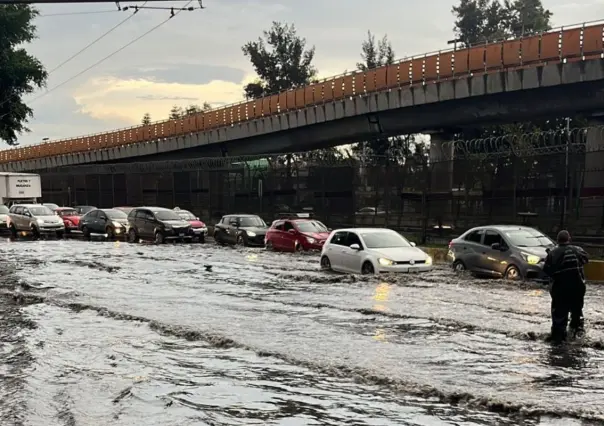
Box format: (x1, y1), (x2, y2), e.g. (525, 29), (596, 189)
(457, 229), (485, 272)
(82, 210), (97, 230)
(21, 207), (33, 228)
(479, 229), (508, 276)
(326, 231), (349, 272)
(269, 220), (285, 249)
(10, 206), (24, 229)
(343, 232), (364, 273)
(226, 217), (240, 244)
(96, 211), (110, 233)
(282, 220), (297, 251)
(141, 210), (156, 238)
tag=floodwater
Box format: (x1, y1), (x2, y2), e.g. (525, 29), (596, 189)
(1, 238), (604, 425)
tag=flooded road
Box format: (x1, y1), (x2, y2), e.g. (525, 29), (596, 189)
(1, 238), (604, 425)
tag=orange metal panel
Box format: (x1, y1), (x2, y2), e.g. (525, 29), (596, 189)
(521, 35), (540, 64)
(364, 69), (376, 92)
(343, 75), (355, 97)
(540, 32), (560, 61)
(424, 55), (438, 82)
(485, 43), (502, 69)
(399, 61), (412, 85)
(354, 73), (365, 95)
(231, 105), (241, 123)
(411, 58), (424, 83)
(332, 77), (345, 99)
(142, 126), (150, 141)
(304, 85), (315, 106)
(268, 95), (278, 114)
(386, 63), (399, 87)
(583, 24), (604, 56)
(502, 40), (521, 66)
(453, 50), (469, 75)
(253, 99), (263, 119)
(322, 80), (334, 102)
(195, 114), (204, 131)
(262, 98), (270, 116)
(294, 88), (306, 108)
(561, 28), (582, 59)
(215, 111), (223, 127)
(313, 82), (324, 104)
(278, 92), (287, 112)
(375, 67), (388, 89)
(438, 52), (453, 78)
(239, 102), (249, 121)
(468, 46), (485, 72)
(285, 91), (295, 111)
(223, 107), (232, 125)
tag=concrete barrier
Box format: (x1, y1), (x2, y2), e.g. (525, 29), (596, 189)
(420, 247), (604, 282)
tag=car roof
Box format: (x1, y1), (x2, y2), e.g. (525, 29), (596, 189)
(135, 206), (171, 211)
(55, 207), (76, 210)
(226, 214), (258, 217)
(467, 225), (537, 232)
(334, 228), (397, 233)
(12, 204), (47, 208)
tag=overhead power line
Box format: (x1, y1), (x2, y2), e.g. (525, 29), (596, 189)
(38, 9), (120, 17)
(47, 1), (148, 74)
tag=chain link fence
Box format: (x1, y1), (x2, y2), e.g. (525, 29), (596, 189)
(37, 126), (604, 253)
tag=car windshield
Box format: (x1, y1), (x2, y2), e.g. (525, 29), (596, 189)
(0, 205), (9, 214)
(504, 229), (554, 247)
(154, 210), (182, 221)
(116, 207), (133, 213)
(58, 209), (78, 216)
(104, 210), (127, 219)
(296, 221), (328, 233)
(78, 206), (95, 213)
(177, 211), (196, 220)
(360, 231), (412, 248)
(44, 203), (59, 209)
(239, 217), (266, 227)
(29, 206), (54, 216)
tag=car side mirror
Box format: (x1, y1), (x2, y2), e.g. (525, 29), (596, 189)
(410, 242), (416, 247)
(350, 243), (361, 250)
(196, 217), (199, 220)
(229, 221), (238, 227)
(288, 229), (296, 234)
(491, 243), (503, 250)
(546, 248), (551, 254)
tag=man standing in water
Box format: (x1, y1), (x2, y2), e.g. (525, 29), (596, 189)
(543, 230), (589, 342)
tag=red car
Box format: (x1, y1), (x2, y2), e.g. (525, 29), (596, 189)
(54, 207), (81, 233)
(174, 208), (208, 243)
(265, 218), (330, 252)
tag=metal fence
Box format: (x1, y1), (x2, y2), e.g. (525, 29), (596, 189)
(38, 126), (604, 251)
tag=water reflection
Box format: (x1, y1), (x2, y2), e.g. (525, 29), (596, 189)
(543, 344), (589, 370)
(372, 282), (390, 312)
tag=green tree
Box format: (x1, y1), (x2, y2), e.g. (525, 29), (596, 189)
(169, 105), (183, 119)
(241, 21), (317, 99)
(141, 112), (152, 125)
(356, 31), (395, 71)
(452, 0), (551, 46)
(0, 5), (47, 145)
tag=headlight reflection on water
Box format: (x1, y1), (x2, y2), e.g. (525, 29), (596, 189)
(372, 283), (391, 342)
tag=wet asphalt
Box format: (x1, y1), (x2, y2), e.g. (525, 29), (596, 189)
(1, 236), (604, 425)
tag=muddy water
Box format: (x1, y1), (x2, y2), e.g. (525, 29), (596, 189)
(1, 238), (604, 425)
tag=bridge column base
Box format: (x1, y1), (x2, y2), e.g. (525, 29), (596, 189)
(428, 132), (455, 226)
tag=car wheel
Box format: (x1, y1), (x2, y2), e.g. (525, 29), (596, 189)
(266, 240), (274, 251)
(236, 234), (245, 246)
(361, 261), (375, 275)
(452, 260), (466, 272)
(128, 228), (138, 243)
(82, 226), (91, 240)
(505, 265), (521, 280)
(295, 241), (304, 252)
(31, 226), (40, 240)
(320, 255), (331, 270)
(106, 226), (114, 241)
(56, 231), (64, 239)
(9, 224), (17, 239)
(155, 231), (165, 244)
(197, 235), (205, 244)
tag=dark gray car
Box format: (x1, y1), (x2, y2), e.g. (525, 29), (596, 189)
(447, 225), (555, 280)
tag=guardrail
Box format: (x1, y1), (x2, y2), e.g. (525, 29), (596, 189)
(1, 20), (603, 164)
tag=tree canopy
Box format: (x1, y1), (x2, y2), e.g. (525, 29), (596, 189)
(141, 112), (152, 125)
(241, 21), (317, 99)
(0, 5), (47, 146)
(452, 0), (552, 46)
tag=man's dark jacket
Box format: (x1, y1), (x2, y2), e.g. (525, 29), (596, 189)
(543, 243), (589, 283)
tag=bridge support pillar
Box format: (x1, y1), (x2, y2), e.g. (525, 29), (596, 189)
(577, 120), (604, 232)
(427, 132), (455, 229)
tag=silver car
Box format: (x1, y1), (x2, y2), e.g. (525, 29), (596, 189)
(8, 204), (65, 239)
(0, 205), (9, 232)
(447, 225), (555, 281)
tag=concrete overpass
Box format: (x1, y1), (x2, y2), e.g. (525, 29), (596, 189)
(2, 21), (604, 172)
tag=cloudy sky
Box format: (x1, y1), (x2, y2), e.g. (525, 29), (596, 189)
(12, 0), (604, 146)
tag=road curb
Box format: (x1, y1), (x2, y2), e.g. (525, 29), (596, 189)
(420, 247), (604, 283)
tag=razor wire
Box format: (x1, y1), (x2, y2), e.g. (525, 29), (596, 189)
(16, 125), (604, 176)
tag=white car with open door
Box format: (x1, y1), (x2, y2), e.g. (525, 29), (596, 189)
(320, 228), (433, 274)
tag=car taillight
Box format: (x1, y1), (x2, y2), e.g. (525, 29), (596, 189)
(448, 240), (453, 249)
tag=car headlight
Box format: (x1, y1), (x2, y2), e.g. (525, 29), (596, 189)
(522, 253), (541, 264)
(378, 258), (393, 266)
(37, 218), (44, 224)
(425, 256), (433, 265)
(247, 231), (256, 237)
(306, 237), (316, 244)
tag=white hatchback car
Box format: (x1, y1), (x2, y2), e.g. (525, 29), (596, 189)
(320, 228), (433, 274)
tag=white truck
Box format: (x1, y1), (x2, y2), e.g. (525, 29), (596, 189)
(0, 172), (42, 206)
